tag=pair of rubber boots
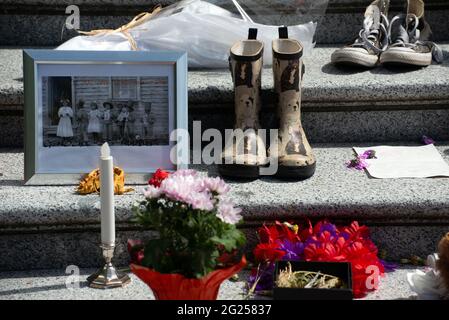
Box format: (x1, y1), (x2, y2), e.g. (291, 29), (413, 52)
(219, 27), (316, 180)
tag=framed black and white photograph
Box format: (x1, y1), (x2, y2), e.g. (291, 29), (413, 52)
(23, 50), (188, 185)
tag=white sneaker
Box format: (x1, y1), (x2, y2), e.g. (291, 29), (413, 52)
(332, 0), (390, 68)
(380, 0), (443, 67)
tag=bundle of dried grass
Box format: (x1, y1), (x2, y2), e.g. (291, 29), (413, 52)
(276, 262), (346, 289)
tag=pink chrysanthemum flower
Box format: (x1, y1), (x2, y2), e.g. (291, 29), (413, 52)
(143, 185), (162, 199)
(188, 190), (215, 211)
(145, 170), (241, 224)
(161, 175), (209, 205)
(201, 177), (230, 195)
(217, 199), (242, 224)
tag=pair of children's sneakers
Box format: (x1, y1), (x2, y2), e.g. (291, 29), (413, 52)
(332, 0), (443, 68)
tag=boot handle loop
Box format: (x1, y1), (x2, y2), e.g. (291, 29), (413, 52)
(248, 28), (258, 40)
(279, 26), (289, 39)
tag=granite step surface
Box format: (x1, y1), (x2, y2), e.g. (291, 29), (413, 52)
(4, 45), (449, 109)
(2, 46), (449, 147)
(1, 0), (449, 46)
(0, 266), (423, 300)
(1, 144), (449, 270)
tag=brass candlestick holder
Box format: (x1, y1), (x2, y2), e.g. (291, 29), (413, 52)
(87, 244), (131, 289)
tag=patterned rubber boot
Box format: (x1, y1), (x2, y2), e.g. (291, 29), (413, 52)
(219, 28), (268, 179)
(380, 0), (443, 66)
(272, 26), (316, 180)
(331, 0), (390, 67)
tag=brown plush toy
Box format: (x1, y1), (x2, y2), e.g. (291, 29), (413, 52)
(437, 233), (449, 291)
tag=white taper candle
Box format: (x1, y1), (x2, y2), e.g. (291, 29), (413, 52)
(100, 142), (115, 246)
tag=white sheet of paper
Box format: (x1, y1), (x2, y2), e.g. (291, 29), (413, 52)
(353, 145), (449, 179)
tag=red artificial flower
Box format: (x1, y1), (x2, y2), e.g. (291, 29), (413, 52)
(349, 250), (385, 298)
(304, 241), (345, 262)
(347, 241), (385, 298)
(258, 221), (300, 244)
(148, 168), (170, 187)
(340, 221), (370, 241)
(312, 220), (326, 235)
(276, 221), (301, 243)
(254, 243), (286, 263)
(298, 220), (313, 242)
(258, 225), (278, 244)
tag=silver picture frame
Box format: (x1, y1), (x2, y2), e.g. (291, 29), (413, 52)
(23, 50), (188, 185)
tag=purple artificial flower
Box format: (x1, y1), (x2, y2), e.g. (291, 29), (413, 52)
(380, 259), (398, 273)
(317, 222), (339, 238)
(248, 263), (275, 292)
(422, 135), (435, 145)
(355, 157), (369, 170)
(279, 240), (304, 261)
(346, 156), (369, 171)
(345, 159), (357, 169)
(340, 231), (351, 241)
(361, 150), (377, 159)
(304, 236), (320, 247)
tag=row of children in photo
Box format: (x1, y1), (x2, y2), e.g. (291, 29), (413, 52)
(55, 99), (155, 146)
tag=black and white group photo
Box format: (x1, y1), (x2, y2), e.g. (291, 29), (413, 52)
(41, 76), (170, 147)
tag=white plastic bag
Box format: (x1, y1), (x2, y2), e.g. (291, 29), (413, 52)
(57, 0), (318, 68)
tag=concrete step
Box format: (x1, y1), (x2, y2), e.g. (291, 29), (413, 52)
(0, 266), (422, 300)
(1, 144), (449, 270)
(1, 45), (449, 147)
(1, 0), (449, 46)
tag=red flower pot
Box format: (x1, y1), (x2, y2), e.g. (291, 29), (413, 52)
(130, 256), (247, 300)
